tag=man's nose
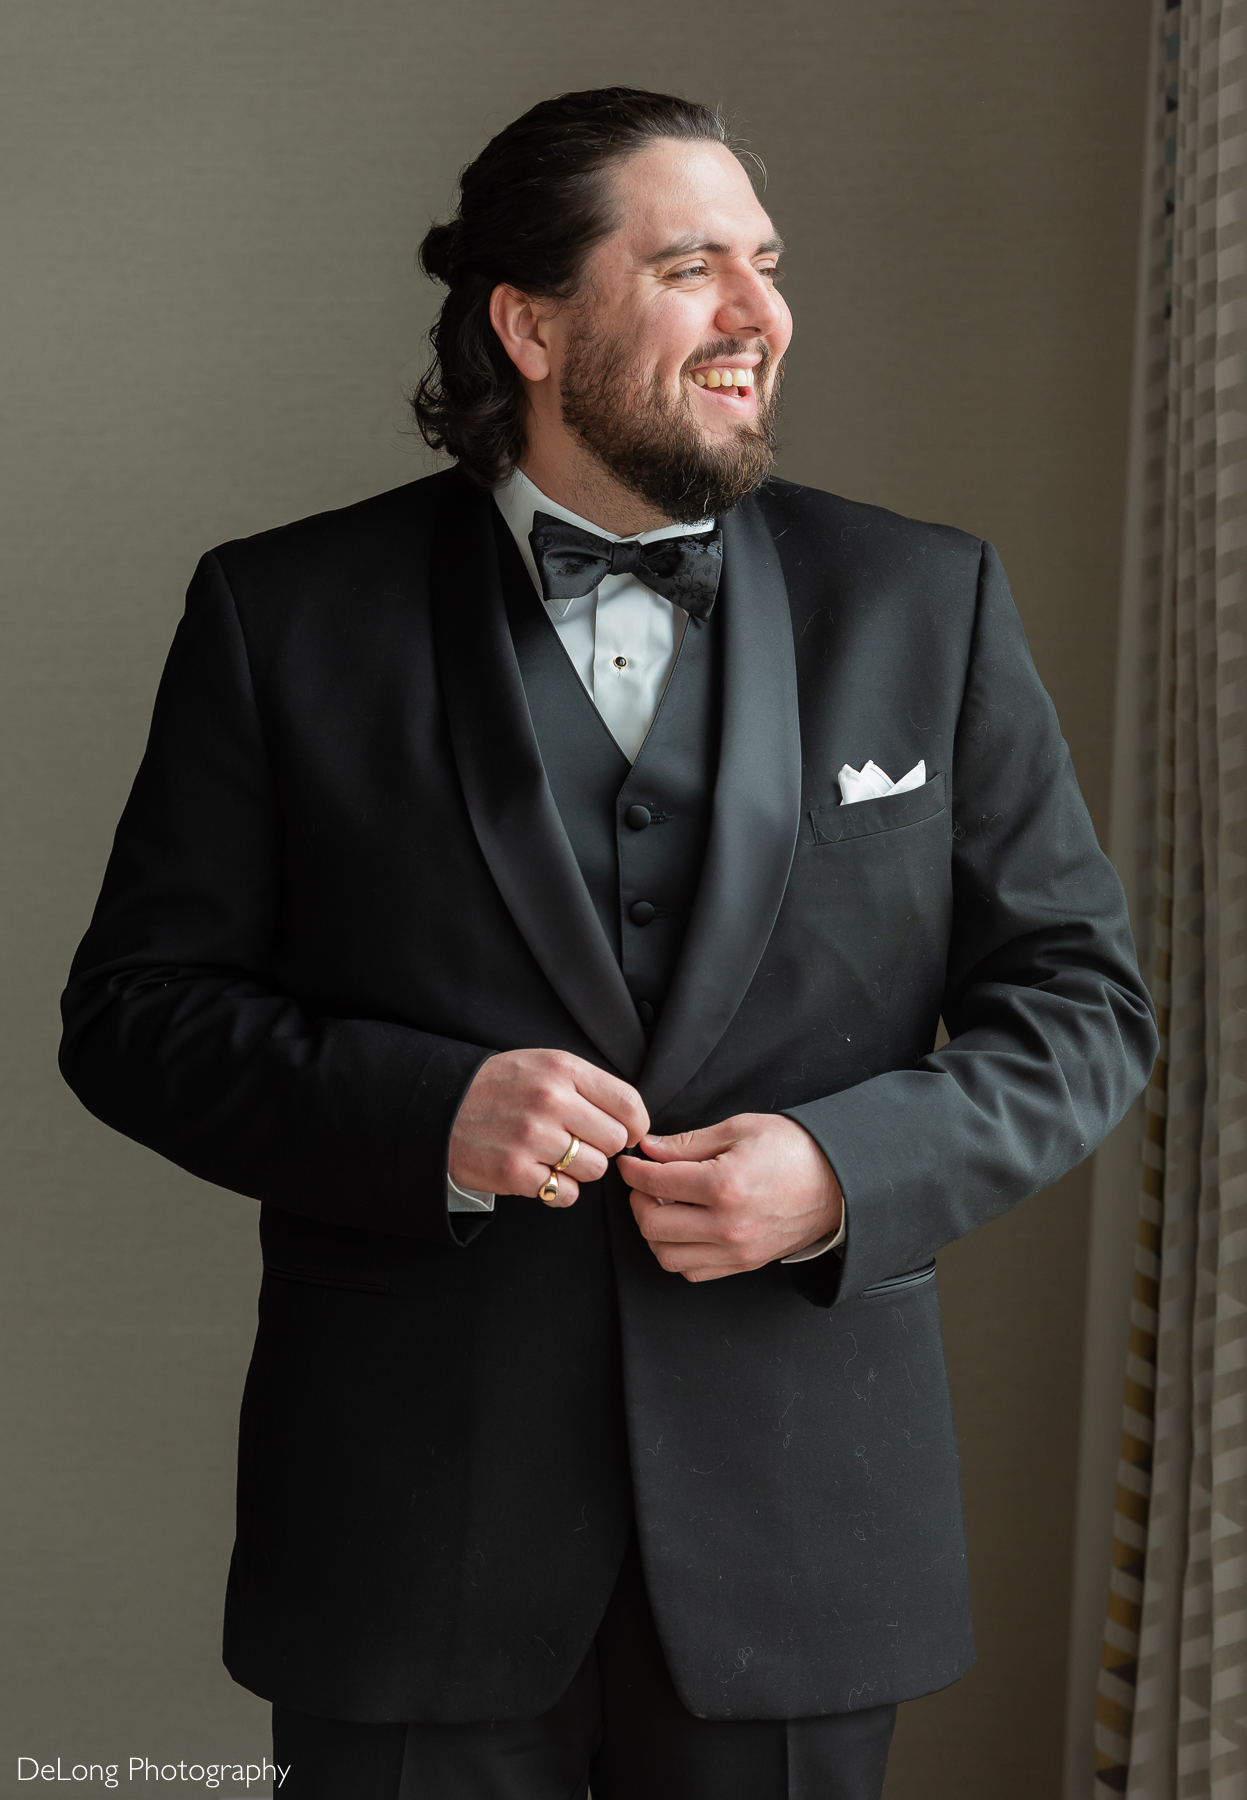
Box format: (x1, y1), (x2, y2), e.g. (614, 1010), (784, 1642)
(714, 266), (787, 340)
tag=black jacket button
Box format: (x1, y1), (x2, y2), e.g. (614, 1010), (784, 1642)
(629, 900), (656, 927)
(625, 804), (651, 830)
(637, 1000), (655, 1026)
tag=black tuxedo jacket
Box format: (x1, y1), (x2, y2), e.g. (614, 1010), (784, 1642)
(60, 467), (1156, 1723)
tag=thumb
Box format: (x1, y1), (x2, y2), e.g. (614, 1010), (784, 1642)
(638, 1121), (735, 1164)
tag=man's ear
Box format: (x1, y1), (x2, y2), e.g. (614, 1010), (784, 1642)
(489, 284), (552, 383)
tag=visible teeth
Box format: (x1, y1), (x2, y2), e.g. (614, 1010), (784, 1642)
(693, 367), (755, 390)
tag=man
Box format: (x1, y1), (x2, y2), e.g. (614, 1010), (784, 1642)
(60, 87), (1157, 1799)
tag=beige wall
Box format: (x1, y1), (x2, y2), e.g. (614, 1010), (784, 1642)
(1, 4), (1148, 1794)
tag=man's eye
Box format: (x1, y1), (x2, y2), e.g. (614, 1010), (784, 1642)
(757, 265), (783, 282)
(669, 264), (709, 281)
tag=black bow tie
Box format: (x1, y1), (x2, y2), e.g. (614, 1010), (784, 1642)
(528, 511), (723, 623)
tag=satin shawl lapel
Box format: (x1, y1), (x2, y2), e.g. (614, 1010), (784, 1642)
(431, 475), (647, 1079)
(640, 494), (802, 1117)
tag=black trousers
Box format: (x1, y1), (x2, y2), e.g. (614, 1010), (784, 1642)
(272, 1541), (896, 1800)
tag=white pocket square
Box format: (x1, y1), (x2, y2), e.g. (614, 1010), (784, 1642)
(838, 758), (926, 805)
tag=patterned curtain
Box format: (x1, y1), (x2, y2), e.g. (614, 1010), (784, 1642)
(1094, 2), (1247, 1794)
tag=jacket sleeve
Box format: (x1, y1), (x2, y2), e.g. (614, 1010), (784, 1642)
(784, 541), (1158, 1306)
(58, 552), (494, 1247)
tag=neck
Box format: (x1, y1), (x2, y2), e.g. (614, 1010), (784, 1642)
(517, 443), (672, 539)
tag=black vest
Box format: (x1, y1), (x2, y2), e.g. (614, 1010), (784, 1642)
(494, 513), (721, 1033)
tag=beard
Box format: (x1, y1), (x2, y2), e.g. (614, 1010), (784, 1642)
(558, 320), (783, 524)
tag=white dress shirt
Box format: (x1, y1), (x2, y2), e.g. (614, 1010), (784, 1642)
(447, 470), (844, 1264)
(493, 467), (713, 761)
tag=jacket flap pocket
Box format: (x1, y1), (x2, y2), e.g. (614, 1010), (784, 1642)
(859, 1261), (937, 1299)
(809, 771), (946, 845)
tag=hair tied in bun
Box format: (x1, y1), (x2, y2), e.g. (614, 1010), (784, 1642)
(419, 218), (461, 286)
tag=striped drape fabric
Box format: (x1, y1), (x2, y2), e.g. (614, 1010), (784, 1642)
(1094, 2), (1247, 1794)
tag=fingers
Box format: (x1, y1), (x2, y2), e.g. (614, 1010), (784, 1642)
(629, 1194), (758, 1279)
(644, 1247), (745, 1282)
(629, 1193), (724, 1242)
(537, 1172), (580, 1209)
(637, 1120), (739, 1163)
(628, 1191), (765, 1280)
(570, 1060), (650, 1147)
(528, 1122), (608, 1185)
(488, 1148), (582, 1209)
(554, 1095), (635, 1173)
(500, 1103), (598, 1197)
(625, 1113), (844, 1280)
(519, 1089), (629, 1181)
(616, 1152), (724, 1206)
(447, 1047), (648, 1204)
(514, 1052), (646, 1159)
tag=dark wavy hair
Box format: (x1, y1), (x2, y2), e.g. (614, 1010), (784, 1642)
(412, 88), (751, 488)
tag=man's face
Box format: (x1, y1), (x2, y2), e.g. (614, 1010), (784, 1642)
(552, 138), (793, 521)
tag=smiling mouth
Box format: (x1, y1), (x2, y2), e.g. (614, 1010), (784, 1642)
(691, 366), (756, 395)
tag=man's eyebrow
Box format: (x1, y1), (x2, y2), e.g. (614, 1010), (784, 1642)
(644, 234), (785, 263)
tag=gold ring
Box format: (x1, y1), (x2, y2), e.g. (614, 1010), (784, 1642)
(537, 1170), (559, 1203)
(554, 1136), (581, 1173)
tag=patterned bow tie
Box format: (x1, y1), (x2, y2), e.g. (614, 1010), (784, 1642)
(528, 511), (724, 623)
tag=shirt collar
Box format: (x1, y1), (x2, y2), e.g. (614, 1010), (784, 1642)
(491, 467), (713, 619)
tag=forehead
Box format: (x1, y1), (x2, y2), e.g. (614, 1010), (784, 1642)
(604, 139), (776, 257)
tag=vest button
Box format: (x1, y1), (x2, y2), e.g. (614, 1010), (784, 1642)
(625, 804), (651, 830)
(629, 900), (657, 927)
(637, 1000), (655, 1027)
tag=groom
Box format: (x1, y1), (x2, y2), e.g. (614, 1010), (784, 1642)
(60, 87), (1157, 1799)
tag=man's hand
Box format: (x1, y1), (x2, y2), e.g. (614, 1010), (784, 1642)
(617, 1114), (843, 1281)
(449, 1049), (649, 1206)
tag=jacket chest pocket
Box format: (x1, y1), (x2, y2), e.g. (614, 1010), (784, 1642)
(784, 770), (953, 1007)
(807, 771), (947, 846)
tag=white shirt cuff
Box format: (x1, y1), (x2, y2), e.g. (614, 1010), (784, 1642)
(447, 1174), (495, 1214)
(780, 1208), (847, 1264)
